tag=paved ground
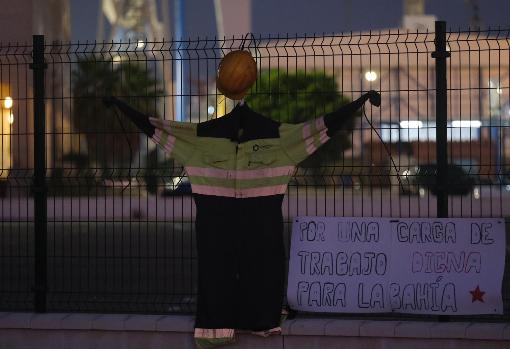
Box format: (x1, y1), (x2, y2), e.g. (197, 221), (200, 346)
(2, 187), (510, 221)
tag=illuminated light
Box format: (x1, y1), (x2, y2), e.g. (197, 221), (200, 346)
(400, 120), (423, 128)
(112, 55), (122, 63)
(207, 105), (215, 115)
(451, 120), (482, 128)
(8, 112), (14, 124)
(3, 96), (13, 109)
(402, 169), (411, 177)
(364, 71), (378, 82)
(137, 40), (145, 49)
(489, 79), (502, 94)
(473, 187), (480, 200)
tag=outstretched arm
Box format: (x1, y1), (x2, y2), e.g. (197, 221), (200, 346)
(103, 96), (155, 137)
(280, 90), (380, 165)
(103, 97), (197, 163)
(323, 90), (380, 134)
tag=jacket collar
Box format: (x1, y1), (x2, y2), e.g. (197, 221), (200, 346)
(196, 102), (281, 142)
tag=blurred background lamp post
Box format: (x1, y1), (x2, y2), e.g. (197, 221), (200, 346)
(1, 95), (13, 181)
(3, 96), (13, 109)
(365, 71), (378, 82)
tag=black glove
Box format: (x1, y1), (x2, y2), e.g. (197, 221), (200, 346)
(368, 90), (381, 107)
(102, 96), (116, 108)
(102, 96), (156, 137)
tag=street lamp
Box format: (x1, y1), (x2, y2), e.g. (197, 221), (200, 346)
(400, 120), (423, 128)
(3, 96), (13, 124)
(3, 96), (13, 109)
(364, 71), (378, 82)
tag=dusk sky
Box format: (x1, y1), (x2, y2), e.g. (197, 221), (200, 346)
(70, 0), (510, 41)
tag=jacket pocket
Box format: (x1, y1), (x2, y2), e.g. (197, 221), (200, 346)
(248, 153), (277, 168)
(202, 153), (229, 168)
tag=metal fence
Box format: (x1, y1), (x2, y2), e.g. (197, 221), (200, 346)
(1, 22), (510, 319)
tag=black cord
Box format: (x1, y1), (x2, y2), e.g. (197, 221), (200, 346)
(362, 104), (404, 192)
(113, 108), (133, 192)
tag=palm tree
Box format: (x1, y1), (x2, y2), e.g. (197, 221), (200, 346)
(246, 69), (359, 170)
(71, 59), (162, 178)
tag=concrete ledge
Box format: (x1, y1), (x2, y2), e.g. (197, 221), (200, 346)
(1, 312), (509, 340)
(465, 322), (508, 340)
(429, 322), (469, 338)
(60, 314), (98, 330)
(0, 312), (34, 329)
(92, 314), (131, 331)
(324, 319), (365, 336)
(360, 320), (400, 337)
(155, 315), (195, 332)
(1, 312), (510, 349)
(394, 321), (433, 338)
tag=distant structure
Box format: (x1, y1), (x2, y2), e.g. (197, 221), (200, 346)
(403, 0), (425, 15)
(97, 0), (170, 43)
(0, 0), (71, 174)
(464, 0), (481, 29)
(213, 0), (252, 39)
(97, 0), (188, 124)
(402, 0), (481, 30)
(402, 0), (437, 31)
(96, 0), (177, 170)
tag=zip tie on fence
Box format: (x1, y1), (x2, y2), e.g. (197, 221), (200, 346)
(113, 108), (133, 192)
(361, 104), (404, 192)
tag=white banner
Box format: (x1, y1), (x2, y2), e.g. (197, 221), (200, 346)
(287, 217), (505, 315)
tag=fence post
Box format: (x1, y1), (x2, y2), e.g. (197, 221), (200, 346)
(30, 34), (47, 312)
(432, 21), (450, 218)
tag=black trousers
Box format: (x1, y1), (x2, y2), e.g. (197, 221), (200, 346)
(194, 194), (285, 331)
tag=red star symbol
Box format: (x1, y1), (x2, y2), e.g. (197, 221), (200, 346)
(470, 285), (485, 303)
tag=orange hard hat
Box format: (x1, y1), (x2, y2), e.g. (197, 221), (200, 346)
(216, 50), (257, 100)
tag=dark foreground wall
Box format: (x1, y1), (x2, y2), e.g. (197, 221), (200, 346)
(1, 313), (510, 349)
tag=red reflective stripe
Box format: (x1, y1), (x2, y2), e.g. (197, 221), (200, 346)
(152, 129), (176, 153)
(237, 166), (294, 178)
(186, 166), (227, 178)
(152, 130), (172, 153)
(302, 123), (312, 139)
(305, 137), (316, 154)
(319, 129), (330, 144)
(192, 184), (234, 197)
(192, 184), (288, 198)
(239, 184), (288, 197)
(315, 116), (326, 131)
(164, 134), (176, 153)
(152, 128), (162, 143)
(149, 117), (171, 132)
(186, 166), (295, 179)
(194, 328), (235, 339)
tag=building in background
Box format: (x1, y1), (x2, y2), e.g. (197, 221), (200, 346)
(255, 29), (509, 178)
(402, 0), (437, 31)
(0, 0), (71, 179)
(0, 0), (506, 187)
